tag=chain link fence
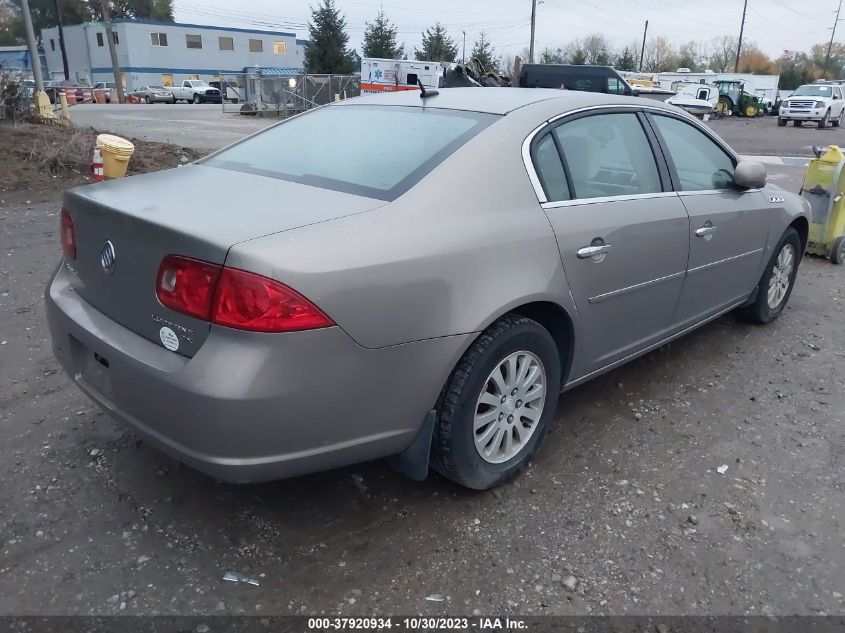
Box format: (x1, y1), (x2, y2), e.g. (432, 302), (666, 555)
(220, 70), (360, 116)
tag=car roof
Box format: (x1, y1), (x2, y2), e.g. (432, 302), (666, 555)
(336, 87), (660, 116)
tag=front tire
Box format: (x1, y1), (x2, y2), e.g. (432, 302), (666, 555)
(737, 228), (802, 323)
(778, 117), (787, 127)
(431, 315), (561, 490)
(834, 109), (844, 128)
(795, 120), (803, 127)
(819, 111), (829, 128)
(193, 94), (201, 104)
(144, 96), (151, 104)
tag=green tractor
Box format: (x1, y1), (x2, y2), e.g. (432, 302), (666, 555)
(714, 80), (762, 117)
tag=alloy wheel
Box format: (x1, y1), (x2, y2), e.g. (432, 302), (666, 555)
(473, 351), (547, 464)
(767, 243), (795, 309)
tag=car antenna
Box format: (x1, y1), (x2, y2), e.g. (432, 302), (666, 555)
(418, 79), (439, 99)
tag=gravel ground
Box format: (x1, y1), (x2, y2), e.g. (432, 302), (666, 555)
(1, 144), (844, 617)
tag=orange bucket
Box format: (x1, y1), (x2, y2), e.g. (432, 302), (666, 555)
(63, 90), (77, 105)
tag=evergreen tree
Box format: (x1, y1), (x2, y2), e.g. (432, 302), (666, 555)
(362, 8), (404, 59)
(470, 30), (499, 71)
(615, 46), (637, 71)
(304, 0), (352, 74)
(414, 22), (457, 62)
(570, 48), (587, 65)
(89, 0), (174, 20)
(1, 0), (92, 45)
(539, 47), (565, 64)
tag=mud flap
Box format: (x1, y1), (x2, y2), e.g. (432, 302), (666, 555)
(385, 410), (436, 481)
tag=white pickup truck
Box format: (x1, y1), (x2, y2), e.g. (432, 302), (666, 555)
(169, 80), (222, 104)
(778, 82), (845, 128)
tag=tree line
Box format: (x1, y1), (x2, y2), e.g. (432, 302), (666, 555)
(304, 0), (499, 74)
(305, 0), (845, 90)
(3, 0), (840, 90)
(0, 0), (173, 45)
(535, 33), (845, 89)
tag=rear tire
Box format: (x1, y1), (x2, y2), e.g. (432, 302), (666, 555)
(831, 236), (845, 264)
(778, 118), (787, 127)
(431, 315), (561, 490)
(737, 228), (802, 324)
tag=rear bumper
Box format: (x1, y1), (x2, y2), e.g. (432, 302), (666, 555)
(45, 263), (468, 483)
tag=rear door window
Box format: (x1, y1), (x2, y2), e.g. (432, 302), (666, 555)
(552, 112), (662, 199)
(204, 106), (496, 201)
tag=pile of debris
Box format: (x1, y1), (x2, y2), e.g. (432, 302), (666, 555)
(444, 56), (520, 88)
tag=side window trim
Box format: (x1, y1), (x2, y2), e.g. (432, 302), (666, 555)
(546, 109), (670, 199)
(529, 132), (555, 201)
(645, 112), (738, 193)
(549, 130), (576, 197)
(529, 131), (573, 203)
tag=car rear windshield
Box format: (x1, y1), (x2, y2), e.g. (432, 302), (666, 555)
(204, 105), (497, 200)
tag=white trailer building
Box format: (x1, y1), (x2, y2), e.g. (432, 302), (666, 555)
(652, 71), (780, 109)
(40, 19), (309, 90)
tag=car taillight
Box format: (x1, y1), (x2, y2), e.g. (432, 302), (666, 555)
(60, 207), (76, 260)
(156, 255), (222, 320)
(212, 267), (334, 332)
(155, 256), (334, 333)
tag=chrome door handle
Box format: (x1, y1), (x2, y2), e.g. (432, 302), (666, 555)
(695, 225), (718, 237)
(577, 244), (612, 259)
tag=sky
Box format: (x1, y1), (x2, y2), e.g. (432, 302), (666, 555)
(172, 0), (843, 62)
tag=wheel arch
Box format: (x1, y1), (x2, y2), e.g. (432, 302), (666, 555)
(508, 301), (575, 388)
(789, 215), (810, 254)
(449, 300), (576, 393)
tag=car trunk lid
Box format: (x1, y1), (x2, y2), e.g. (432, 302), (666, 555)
(63, 165), (385, 356)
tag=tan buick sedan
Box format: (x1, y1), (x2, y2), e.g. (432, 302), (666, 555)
(47, 88), (809, 489)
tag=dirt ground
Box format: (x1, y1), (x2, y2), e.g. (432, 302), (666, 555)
(0, 122), (205, 193)
(1, 123), (844, 618)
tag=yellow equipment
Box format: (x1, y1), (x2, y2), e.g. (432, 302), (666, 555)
(800, 145), (845, 264)
(96, 134), (135, 179)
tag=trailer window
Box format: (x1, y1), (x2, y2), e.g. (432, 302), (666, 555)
(205, 105), (497, 201)
(407, 73), (418, 85)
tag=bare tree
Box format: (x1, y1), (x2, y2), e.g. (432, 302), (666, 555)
(643, 36), (677, 72)
(582, 33), (613, 65)
(560, 39), (584, 63)
(708, 35), (739, 72)
(676, 41), (700, 71)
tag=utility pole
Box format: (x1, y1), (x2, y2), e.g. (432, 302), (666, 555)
(462, 30), (466, 63)
(734, 0), (747, 72)
(52, 0), (69, 80)
(638, 20), (648, 71)
(824, 0), (843, 79)
(99, 0), (125, 103)
(20, 0), (53, 118)
(529, 0), (537, 63)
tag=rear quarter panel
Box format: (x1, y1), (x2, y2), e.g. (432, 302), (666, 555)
(223, 106), (580, 351)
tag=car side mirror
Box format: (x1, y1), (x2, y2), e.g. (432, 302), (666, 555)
(734, 161), (767, 189)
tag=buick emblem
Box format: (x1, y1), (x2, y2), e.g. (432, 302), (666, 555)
(100, 240), (116, 275)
